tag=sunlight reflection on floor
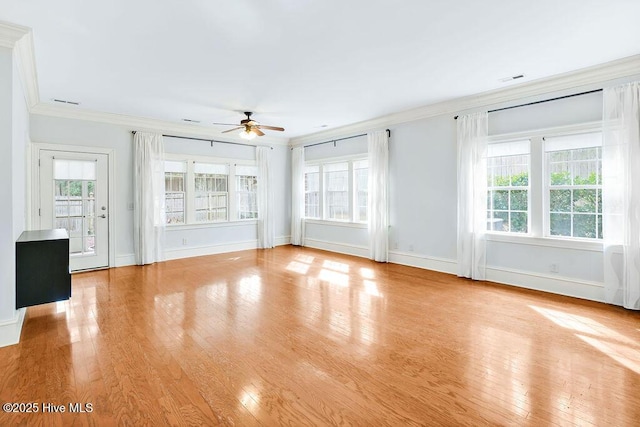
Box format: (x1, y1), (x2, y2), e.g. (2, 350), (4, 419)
(530, 305), (640, 374)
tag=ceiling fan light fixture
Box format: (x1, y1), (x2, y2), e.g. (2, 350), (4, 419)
(239, 129), (257, 140)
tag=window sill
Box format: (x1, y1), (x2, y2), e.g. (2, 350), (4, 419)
(166, 219), (258, 231)
(304, 219), (368, 229)
(485, 232), (603, 252)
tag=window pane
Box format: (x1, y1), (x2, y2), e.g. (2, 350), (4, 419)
(510, 212), (528, 233)
(573, 214), (596, 238)
(488, 212), (508, 232)
(493, 191), (508, 210)
(305, 169), (320, 219)
(487, 141), (529, 234)
(237, 174), (258, 220)
(573, 189), (596, 213)
(354, 161), (368, 222)
(545, 135), (602, 240)
(550, 213), (571, 236)
(165, 167), (185, 224)
(194, 165), (228, 222)
(549, 163), (571, 185)
(510, 190), (528, 211)
(550, 190), (571, 212)
(325, 162), (349, 220)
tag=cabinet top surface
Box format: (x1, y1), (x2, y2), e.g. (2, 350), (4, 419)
(17, 229), (69, 242)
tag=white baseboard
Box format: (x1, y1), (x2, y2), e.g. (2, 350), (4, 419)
(275, 235), (291, 246)
(0, 308), (26, 348)
(165, 239), (259, 260)
(116, 236), (291, 265)
(486, 266), (605, 303)
(305, 239), (605, 303)
(165, 235), (292, 261)
(388, 250), (457, 275)
(115, 253), (136, 267)
(304, 238), (369, 258)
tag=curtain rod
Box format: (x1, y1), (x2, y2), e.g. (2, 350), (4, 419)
(298, 129), (391, 149)
(131, 131), (273, 149)
(453, 88), (603, 120)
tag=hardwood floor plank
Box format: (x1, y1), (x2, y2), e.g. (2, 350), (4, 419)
(1, 246), (639, 426)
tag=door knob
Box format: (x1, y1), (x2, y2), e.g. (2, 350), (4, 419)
(99, 214), (106, 218)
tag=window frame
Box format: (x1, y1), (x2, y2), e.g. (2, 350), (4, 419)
(164, 153), (258, 227)
(485, 121), (604, 251)
(304, 154), (368, 225)
(543, 135), (602, 240)
(486, 140), (531, 234)
(235, 167), (259, 220)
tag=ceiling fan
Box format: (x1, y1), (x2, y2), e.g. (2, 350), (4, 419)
(213, 112), (284, 140)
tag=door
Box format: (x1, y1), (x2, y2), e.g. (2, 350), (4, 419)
(39, 150), (109, 271)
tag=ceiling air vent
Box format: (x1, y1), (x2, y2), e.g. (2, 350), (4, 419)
(499, 74), (525, 83)
(182, 119), (201, 123)
(53, 98), (80, 105)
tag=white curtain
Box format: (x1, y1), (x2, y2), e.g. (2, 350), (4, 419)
(133, 132), (165, 265)
(603, 82), (640, 310)
(368, 130), (389, 262)
(290, 146), (305, 246)
(457, 112), (488, 280)
(257, 146), (275, 248)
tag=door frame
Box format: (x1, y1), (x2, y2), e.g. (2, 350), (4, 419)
(30, 142), (116, 270)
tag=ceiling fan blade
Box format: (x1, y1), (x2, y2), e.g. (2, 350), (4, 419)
(252, 128), (265, 137)
(221, 127), (243, 133)
(256, 125), (285, 132)
(213, 122), (241, 126)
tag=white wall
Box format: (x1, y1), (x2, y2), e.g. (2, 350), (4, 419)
(0, 48), (15, 325)
(302, 74), (640, 303)
(29, 115), (291, 265)
(303, 135), (369, 250)
(0, 45), (30, 346)
(30, 115), (135, 261)
(162, 136), (291, 259)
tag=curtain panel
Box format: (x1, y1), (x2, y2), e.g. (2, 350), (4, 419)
(257, 146), (275, 248)
(291, 146), (305, 246)
(456, 112), (488, 280)
(368, 130), (389, 262)
(133, 132), (165, 265)
(603, 82), (640, 310)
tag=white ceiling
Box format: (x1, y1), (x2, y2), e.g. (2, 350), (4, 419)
(1, 0), (639, 138)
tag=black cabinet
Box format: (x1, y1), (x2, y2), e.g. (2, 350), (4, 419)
(16, 229), (71, 309)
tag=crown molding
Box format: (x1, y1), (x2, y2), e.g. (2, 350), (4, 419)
(13, 31), (40, 108)
(0, 21), (40, 108)
(31, 103), (290, 146)
(0, 20), (29, 48)
(290, 54), (640, 147)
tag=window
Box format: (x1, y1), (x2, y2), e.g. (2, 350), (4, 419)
(194, 163), (228, 222)
(164, 158), (257, 225)
(236, 165), (258, 219)
(486, 130), (603, 241)
(304, 165), (320, 219)
(546, 133), (602, 239)
(304, 157), (368, 223)
(324, 162), (349, 220)
(165, 161), (186, 224)
(487, 140), (529, 233)
(354, 159), (368, 222)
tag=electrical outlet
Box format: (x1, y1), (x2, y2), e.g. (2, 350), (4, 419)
(550, 263), (559, 273)
(394, 242), (399, 249)
(182, 238), (187, 246)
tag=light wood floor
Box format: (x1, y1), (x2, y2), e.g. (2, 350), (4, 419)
(1, 246), (639, 426)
